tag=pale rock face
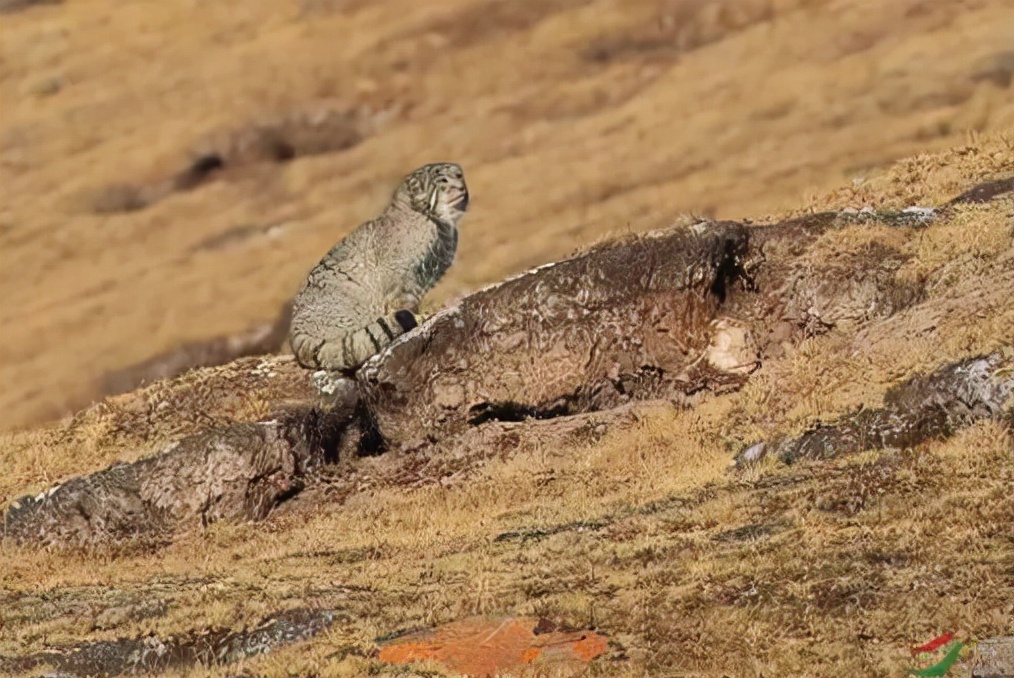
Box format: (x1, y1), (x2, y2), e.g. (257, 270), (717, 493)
(705, 318), (760, 375)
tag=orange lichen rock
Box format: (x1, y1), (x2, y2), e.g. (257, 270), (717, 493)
(377, 616), (608, 676)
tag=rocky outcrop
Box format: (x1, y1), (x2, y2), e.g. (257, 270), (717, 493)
(4, 188), (1009, 548)
(0, 608), (337, 677)
(2, 407), (346, 547)
(359, 221), (755, 450)
(736, 350), (1014, 465)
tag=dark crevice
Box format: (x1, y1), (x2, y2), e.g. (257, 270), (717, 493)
(581, 1), (776, 65)
(172, 153), (225, 191)
(293, 405), (355, 465)
(269, 139), (297, 162)
(467, 400), (573, 426)
(709, 225), (754, 302)
(354, 400), (386, 457)
(494, 519), (609, 544)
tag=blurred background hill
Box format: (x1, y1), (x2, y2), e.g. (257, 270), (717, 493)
(1, 0), (1013, 430)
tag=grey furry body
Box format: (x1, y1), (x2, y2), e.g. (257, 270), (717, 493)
(289, 163), (467, 371)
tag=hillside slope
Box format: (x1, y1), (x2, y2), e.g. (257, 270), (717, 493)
(1, 0), (1013, 429)
(1, 131), (1011, 676)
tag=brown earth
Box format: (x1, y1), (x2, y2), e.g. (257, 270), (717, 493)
(2, 0), (1014, 430)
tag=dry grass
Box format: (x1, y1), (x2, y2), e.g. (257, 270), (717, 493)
(2, 2), (1013, 675)
(1, 130), (1012, 675)
(2, 0), (1013, 429)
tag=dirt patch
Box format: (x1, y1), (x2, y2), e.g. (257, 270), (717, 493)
(1, 607), (336, 677)
(377, 616), (609, 676)
(297, 0), (375, 16)
(91, 104), (380, 214)
(581, 0), (784, 64)
(186, 221), (293, 255)
(391, 0), (588, 54)
(971, 50), (1014, 88)
(711, 521), (782, 544)
(0, 0), (59, 13)
(494, 519), (609, 545)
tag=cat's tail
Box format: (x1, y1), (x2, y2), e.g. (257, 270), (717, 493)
(290, 310), (418, 372)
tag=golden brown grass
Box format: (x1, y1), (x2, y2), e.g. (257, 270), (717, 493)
(1, 129), (1012, 675)
(2, 0), (1013, 429)
(2, 1), (1014, 675)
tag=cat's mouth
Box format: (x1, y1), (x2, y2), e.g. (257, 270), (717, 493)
(454, 190), (469, 212)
